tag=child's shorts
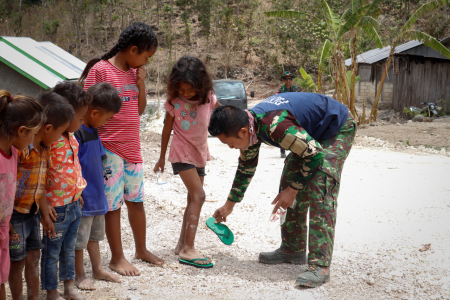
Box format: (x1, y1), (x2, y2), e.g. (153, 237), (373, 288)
(9, 209), (44, 261)
(171, 162), (206, 176)
(103, 148), (144, 211)
(75, 215), (105, 250)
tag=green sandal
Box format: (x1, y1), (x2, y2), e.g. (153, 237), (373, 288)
(206, 217), (234, 245)
(179, 257), (213, 268)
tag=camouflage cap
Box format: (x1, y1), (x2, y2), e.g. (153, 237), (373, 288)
(281, 71), (296, 80)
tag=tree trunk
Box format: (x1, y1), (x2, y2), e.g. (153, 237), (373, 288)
(370, 46), (396, 121)
(350, 31), (358, 119)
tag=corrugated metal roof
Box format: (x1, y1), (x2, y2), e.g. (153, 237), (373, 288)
(0, 40), (62, 89)
(1, 37), (85, 80)
(345, 40), (422, 66)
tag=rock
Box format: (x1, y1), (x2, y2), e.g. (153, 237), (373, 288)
(366, 277), (375, 285)
(423, 117), (433, 122)
(370, 122), (379, 126)
(413, 115), (424, 122)
(407, 120), (413, 123)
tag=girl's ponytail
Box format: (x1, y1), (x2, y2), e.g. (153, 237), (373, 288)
(78, 22), (158, 84)
(0, 90), (46, 139)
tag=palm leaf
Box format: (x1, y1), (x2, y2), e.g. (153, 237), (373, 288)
(264, 10), (318, 21)
(319, 0), (341, 31)
(341, 7), (353, 22)
(300, 67), (318, 92)
(402, 0), (443, 33)
(359, 16), (381, 28)
(366, 0), (384, 17)
(404, 30), (450, 59)
(320, 39), (333, 66)
(336, 4), (371, 40)
(361, 26), (383, 48)
(352, 0), (362, 12)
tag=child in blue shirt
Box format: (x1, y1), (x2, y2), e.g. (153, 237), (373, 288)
(74, 82), (122, 290)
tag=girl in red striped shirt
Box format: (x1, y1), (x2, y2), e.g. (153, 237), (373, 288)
(79, 22), (163, 278)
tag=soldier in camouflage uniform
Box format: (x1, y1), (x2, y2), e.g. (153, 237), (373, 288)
(277, 71), (302, 158)
(208, 92), (356, 287)
(277, 71), (302, 94)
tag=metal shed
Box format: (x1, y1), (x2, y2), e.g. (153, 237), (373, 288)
(345, 37), (450, 112)
(0, 36), (86, 97)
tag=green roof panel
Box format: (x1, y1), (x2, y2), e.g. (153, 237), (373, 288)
(1, 37), (86, 80)
(0, 40), (63, 89)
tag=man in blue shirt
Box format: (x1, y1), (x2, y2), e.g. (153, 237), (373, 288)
(208, 93), (356, 287)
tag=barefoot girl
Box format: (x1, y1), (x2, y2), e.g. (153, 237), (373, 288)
(79, 22), (163, 276)
(0, 91), (45, 300)
(154, 56), (220, 268)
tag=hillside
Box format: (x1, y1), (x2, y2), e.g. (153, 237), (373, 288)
(1, 0), (449, 95)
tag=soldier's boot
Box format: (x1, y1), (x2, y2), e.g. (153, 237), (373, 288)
(296, 264), (330, 287)
(258, 247), (306, 265)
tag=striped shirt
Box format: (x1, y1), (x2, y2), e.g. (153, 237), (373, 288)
(84, 60), (142, 163)
(14, 144), (51, 214)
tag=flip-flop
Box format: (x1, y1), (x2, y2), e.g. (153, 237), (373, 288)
(179, 257), (213, 268)
(206, 217), (234, 245)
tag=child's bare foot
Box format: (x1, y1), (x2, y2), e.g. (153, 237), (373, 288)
(64, 280), (88, 300)
(135, 250), (164, 266)
(46, 289), (65, 300)
(92, 268), (121, 283)
(174, 241), (184, 255)
(179, 249), (211, 265)
(109, 257), (141, 276)
(75, 276), (96, 290)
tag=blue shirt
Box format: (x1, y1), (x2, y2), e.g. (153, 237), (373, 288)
(74, 125), (108, 217)
(251, 92), (348, 141)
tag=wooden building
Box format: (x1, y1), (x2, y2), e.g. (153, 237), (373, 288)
(345, 36), (450, 112)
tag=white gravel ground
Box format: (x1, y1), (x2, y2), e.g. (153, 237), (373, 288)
(18, 113), (450, 300)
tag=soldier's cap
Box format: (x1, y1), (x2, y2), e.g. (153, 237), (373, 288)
(281, 71), (296, 80)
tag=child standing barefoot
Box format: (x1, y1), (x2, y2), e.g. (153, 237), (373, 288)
(153, 56), (220, 268)
(41, 81), (91, 300)
(74, 83), (122, 290)
(79, 22), (163, 276)
(9, 92), (73, 300)
(0, 91), (45, 300)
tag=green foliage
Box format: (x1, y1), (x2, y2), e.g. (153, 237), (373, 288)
(43, 19), (60, 40)
(298, 67), (318, 92)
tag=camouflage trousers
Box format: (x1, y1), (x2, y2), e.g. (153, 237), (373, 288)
(280, 112), (357, 267)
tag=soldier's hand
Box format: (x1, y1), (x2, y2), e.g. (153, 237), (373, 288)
(213, 201), (236, 223)
(272, 187), (298, 214)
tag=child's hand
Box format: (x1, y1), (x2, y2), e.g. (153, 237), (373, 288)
(80, 197), (84, 208)
(153, 158), (165, 173)
(48, 206), (57, 222)
(41, 215), (56, 238)
(136, 66), (147, 88)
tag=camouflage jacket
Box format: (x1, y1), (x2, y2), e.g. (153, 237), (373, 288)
(277, 84), (302, 94)
(227, 109), (325, 203)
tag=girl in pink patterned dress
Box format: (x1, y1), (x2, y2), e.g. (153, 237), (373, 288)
(154, 56), (220, 268)
(0, 91), (45, 300)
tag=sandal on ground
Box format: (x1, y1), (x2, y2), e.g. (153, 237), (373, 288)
(206, 217), (234, 245)
(179, 256), (213, 268)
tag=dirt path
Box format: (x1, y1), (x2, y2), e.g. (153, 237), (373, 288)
(15, 114), (450, 300)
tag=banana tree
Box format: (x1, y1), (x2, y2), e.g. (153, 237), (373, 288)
(336, 0), (383, 119)
(265, 0), (383, 120)
(370, 0), (450, 121)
